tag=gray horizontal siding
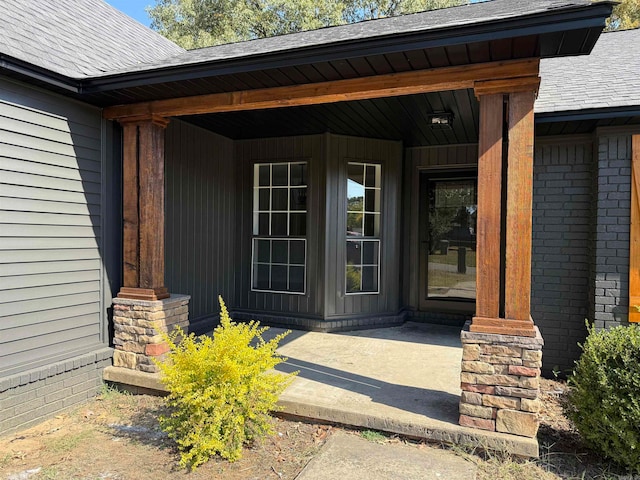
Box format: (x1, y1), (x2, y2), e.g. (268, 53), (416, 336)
(0, 76), (106, 376)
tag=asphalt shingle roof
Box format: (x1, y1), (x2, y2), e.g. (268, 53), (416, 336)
(0, 0), (184, 78)
(537, 28), (640, 113)
(94, 0), (596, 77)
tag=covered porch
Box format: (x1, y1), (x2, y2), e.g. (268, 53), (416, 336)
(96, 0), (613, 449)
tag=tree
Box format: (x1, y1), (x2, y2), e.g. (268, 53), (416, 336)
(148, 0), (466, 49)
(606, 0), (640, 31)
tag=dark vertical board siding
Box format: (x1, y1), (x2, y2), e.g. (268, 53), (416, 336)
(403, 144), (479, 310)
(0, 76), (106, 375)
(165, 120), (236, 320)
(235, 134), (324, 317)
(324, 134), (403, 318)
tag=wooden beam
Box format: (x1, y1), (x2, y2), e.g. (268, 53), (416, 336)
(104, 58), (540, 120)
(474, 94), (504, 320)
(629, 134), (640, 322)
(474, 76), (540, 97)
(504, 90), (536, 323)
(117, 115), (170, 302)
(121, 123), (139, 289)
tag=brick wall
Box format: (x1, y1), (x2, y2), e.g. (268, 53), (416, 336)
(590, 134), (632, 329)
(0, 348), (112, 435)
(531, 139), (593, 373)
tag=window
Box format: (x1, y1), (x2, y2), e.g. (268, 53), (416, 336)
(346, 163), (381, 294)
(252, 162), (307, 294)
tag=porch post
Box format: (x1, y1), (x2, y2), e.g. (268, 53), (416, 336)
(117, 115), (170, 301)
(458, 76), (543, 441)
(475, 94), (503, 320)
(470, 78), (540, 337)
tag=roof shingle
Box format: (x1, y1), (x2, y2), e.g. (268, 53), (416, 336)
(0, 0), (183, 78)
(537, 28), (640, 114)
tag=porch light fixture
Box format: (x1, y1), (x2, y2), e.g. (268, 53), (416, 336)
(427, 112), (454, 129)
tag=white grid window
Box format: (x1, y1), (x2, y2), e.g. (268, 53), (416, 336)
(346, 162), (381, 294)
(252, 162), (307, 294)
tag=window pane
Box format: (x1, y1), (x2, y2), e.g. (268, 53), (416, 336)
(272, 164), (288, 186)
(255, 264), (270, 290)
(289, 266), (305, 293)
(365, 189), (377, 212)
(290, 240), (305, 265)
(348, 163), (364, 187)
(272, 213), (288, 236)
(258, 165), (270, 186)
(290, 188), (306, 211)
(259, 189), (270, 210)
(362, 266), (378, 292)
(290, 163), (306, 186)
(346, 265), (362, 293)
(346, 240), (362, 265)
(347, 180), (364, 212)
(290, 213), (306, 236)
(365, 165), (377, 187)
(259, 213), (270, 235)
(272, 188), (288, 211)
(362, 241), (378, 265)
(347, 213), (363, 236)
(256, 239), (270, 263)
(272, 240), (288, 264)
(271, 265), (288, 291)
(364, 214), (376, 236)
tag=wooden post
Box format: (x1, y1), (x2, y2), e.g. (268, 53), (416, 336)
(629, 135), (640, 322)
(471, 77), (539, 337)
(474, 94), (504, 320)
(117, 115), (170, 301)
(504, 91), (536, 326)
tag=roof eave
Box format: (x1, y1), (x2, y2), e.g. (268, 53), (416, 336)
(0, 53), (80, 93)
(80, 1), (614, 94)
(536, 106), (640, 123)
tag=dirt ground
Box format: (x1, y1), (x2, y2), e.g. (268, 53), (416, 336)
(0, 379), (632, 480)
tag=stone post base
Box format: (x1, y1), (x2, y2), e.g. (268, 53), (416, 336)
(459, 321), (544, 437)
(112, 294), (190, 373)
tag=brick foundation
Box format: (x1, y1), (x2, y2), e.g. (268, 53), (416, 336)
(459, 321), (544, 437)
(112, 294), (190, 373)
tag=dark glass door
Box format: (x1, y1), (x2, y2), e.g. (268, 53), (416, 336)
(419, 176), (477, 309)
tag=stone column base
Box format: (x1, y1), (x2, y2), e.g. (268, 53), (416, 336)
(459, 321), (544, 438)
(112, 294), (190, 373)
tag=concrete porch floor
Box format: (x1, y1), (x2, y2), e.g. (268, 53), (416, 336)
(103, 322), (538, 457)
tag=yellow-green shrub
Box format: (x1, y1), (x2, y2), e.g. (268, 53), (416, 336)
(155, 296), (295, 469)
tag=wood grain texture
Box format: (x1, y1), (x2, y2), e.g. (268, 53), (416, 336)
(504, 90), (536, 324)
(473, 76), (540, 97)
(629, 134), (640, 322)
(121, 123), (139, 288)
(104, 59), (540, 120)
(137, 121), (166, 291)
(117, 117), (169, 300)
(474, 94), (503, 320)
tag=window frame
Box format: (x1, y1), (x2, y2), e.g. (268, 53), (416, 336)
(345, 161), (382, 295)
(251, 161), (308, 295)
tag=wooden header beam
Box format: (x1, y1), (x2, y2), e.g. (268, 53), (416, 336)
(104, 58), (540, 120)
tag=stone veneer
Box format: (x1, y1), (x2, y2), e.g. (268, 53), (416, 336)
(112, 294), (190, 373)
(459, 321), (544, 438)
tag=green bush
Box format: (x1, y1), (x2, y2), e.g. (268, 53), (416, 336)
(566, 323), (640, 472)
(155, 296), (296, 469)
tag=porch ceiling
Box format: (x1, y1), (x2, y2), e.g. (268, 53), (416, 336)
(180, 89), (479, 147)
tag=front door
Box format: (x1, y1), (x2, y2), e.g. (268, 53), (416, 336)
(419, 172), (477, 311)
